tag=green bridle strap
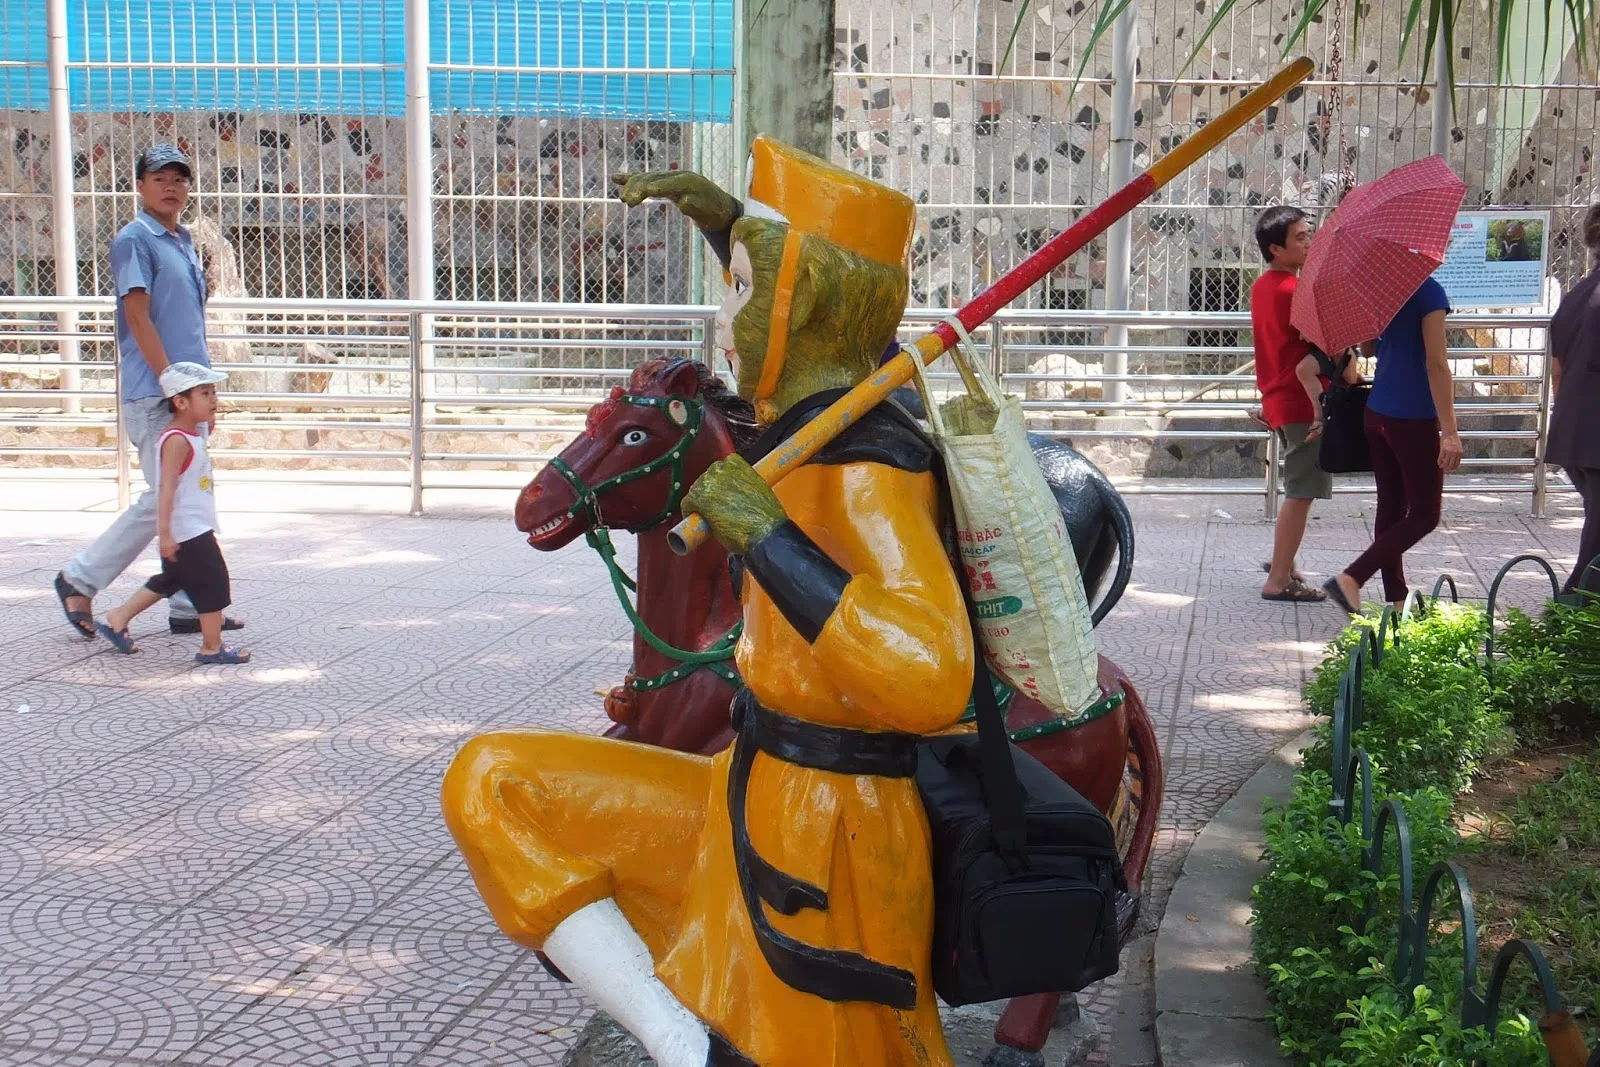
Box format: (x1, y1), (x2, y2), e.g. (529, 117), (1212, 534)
(957, 683), (1125, 743)
(628, 658), (742, 693)
(585, 526), (744, 694)
(558, 390), (743, 696)
(549, 393), (705, 533)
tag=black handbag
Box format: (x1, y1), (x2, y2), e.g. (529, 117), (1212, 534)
(1314, 349), (1373, 475)
(916, 650), (1125, 1006)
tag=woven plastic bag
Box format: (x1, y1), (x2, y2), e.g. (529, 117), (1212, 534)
(911, 321), (1100, 718)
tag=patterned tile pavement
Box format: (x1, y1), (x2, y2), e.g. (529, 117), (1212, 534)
(0, 482), (1582, 1066)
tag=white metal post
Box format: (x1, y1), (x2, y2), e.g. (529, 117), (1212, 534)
(409, 312), (424, 517)
(730, 0), (746, 163)
(1533, 326), (1552, 518)
(1102, 0), (1137, 413)
(46, 0), (81, 417)
(1264, 426), (1281, 520)
(114, 361), (129, 509)
(405, 0), (434, 513)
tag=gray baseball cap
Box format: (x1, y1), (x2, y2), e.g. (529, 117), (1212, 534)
(136, 143), (192, 180)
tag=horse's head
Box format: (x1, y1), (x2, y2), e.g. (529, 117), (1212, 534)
(516, 359), (757, 549)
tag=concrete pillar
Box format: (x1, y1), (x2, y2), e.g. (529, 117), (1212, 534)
(738, 0), (836, 161)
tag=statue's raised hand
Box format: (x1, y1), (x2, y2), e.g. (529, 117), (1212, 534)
(682, 455), (787, 557)
(611, 171), (739, 232)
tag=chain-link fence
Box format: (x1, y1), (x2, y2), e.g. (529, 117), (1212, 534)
(1, 0), (1588, 509)
(831, 0), (1594, 399)
(0, 0), (53, 298)
(0, 0), (736, 305)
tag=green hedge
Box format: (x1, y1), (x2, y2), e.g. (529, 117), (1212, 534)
(1253, 590), (1600, 1066)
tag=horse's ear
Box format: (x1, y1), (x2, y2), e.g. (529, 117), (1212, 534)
(661, 359), (703, 399)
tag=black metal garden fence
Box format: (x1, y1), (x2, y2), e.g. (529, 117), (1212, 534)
(1322, 554), (1596, 1064)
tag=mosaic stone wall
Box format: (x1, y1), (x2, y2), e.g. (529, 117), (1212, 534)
(829, 0), (1599, 317)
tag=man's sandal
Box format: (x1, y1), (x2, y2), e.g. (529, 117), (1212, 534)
(54, 573), (96, 639)
(1261, 580), (1327, 603)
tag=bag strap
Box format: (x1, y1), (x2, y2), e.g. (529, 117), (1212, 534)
(907, 341), (948, 438)
(1314, 347), (1359, 392)
(969, 650), (1028, 859)
(942, 315), (1006, 409)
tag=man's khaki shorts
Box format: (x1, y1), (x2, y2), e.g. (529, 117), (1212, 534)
(1277, 421), (1333, 501)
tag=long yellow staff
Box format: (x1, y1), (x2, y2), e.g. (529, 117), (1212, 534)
(670, 56), (1316, 555)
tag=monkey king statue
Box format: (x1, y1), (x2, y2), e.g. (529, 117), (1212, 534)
(443, 137), (977, 1066)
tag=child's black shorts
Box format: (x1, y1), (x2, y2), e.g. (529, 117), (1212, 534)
(146, 530), (231, 615)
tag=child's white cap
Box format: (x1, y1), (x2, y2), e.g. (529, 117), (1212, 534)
(160, 362), (228, 398)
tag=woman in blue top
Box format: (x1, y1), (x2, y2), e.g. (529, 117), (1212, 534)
(1324, 274), (1463, 613)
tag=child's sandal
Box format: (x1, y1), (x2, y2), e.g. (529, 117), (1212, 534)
(194, 645), (250, 665)
(95, 622), (138, 654)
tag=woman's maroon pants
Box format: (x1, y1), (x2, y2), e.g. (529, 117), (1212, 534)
(1346, 409), (1443, 603)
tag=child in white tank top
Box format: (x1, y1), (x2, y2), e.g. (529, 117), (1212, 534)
(97, 362), (251, 664)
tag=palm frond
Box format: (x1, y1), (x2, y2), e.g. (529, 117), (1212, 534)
(998, 0), (1133, 110)
(1280, 0), (1330, 60)
(997, 0), (1033, 77)
(1039, 0), (1600, 102)
(1178, 0), (1254, 78)
(1067, 0), (1134, 89)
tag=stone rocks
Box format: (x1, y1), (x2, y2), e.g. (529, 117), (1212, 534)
(559, 1014), (654, 1067)
(560, 999), (1100, 1067)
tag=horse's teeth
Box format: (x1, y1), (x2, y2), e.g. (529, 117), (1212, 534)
(532, 517), (566, 536)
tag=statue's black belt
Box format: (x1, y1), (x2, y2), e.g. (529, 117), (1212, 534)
(726, 689), (921, 1010)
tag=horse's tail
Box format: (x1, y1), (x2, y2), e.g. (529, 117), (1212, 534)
(1120, 675), (1163, 894)
(1090, 477), (1136, 627)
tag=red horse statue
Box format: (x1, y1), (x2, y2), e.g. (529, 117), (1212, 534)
(516, 357), (1164, 1056)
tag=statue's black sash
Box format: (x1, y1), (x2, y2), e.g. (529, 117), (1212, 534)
(726, 689), (921, 1009)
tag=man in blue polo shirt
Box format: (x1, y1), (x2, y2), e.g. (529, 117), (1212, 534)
(54, 144), (244, 638)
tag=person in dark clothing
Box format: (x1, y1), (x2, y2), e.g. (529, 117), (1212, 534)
(1324, 274), (1464, 614)
(1546, 204), (1600, 597)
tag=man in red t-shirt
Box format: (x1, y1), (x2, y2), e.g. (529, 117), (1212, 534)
(1251, 207), (1330, 601)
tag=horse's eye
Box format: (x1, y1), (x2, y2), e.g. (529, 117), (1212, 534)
(733, 277), (749, 296)
(621, 428), (649, 446)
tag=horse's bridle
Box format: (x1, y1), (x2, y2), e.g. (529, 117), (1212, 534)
(549, 389), (742, 696)
(547, 392), (705, 533)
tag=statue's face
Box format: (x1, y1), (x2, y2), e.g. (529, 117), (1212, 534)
(715, 241), (758, 394)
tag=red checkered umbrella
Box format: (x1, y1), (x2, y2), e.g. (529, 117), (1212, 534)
(1289, 155), (1467, 354)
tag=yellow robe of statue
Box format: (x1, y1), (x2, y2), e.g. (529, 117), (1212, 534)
(441, 457), (974, 1067)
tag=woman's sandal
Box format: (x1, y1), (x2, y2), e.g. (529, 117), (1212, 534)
(54, 573), (97, 639)
(1322, 578), (1360, 616)
(195, 646), (251, 665)
(94, 621), (138, 654)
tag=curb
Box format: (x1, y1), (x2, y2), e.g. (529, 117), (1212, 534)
(1153, 729), (1312, 1067)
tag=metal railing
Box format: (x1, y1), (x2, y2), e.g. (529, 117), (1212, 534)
(0, 297), (1559, 517)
